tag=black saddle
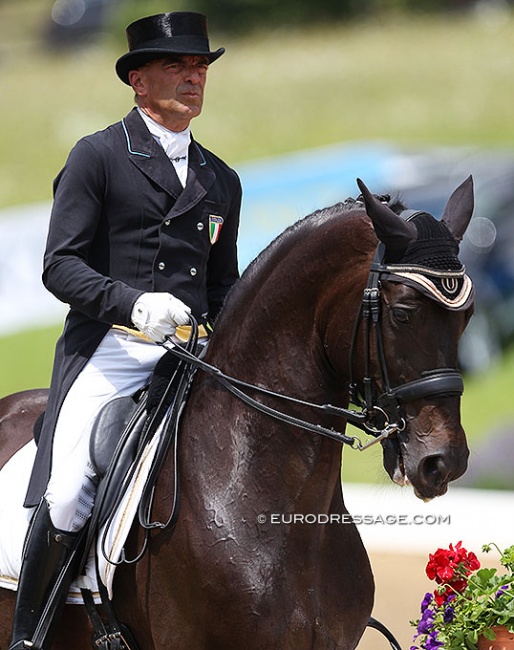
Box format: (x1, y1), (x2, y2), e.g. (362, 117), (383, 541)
(89, 347), (183, 529)
(89, 392), (147, 526)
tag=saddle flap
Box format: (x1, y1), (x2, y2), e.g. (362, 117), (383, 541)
(89, 395), (140, 478)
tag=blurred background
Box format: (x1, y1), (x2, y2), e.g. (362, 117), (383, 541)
(1, 1), (514, 647)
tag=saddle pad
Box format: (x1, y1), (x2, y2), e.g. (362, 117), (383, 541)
(0, 429), (162, 603)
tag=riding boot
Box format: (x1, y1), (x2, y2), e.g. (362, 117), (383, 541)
(9, 498), (83, 650)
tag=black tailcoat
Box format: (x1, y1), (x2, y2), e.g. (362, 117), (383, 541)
(25, 108), (241, 506)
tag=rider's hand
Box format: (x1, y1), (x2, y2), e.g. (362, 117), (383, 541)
(131, 292), (191, 343)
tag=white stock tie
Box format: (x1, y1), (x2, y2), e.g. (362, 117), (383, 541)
(161, 130), (190, 188)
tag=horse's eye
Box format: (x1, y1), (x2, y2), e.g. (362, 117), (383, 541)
(392, 308), (410, 324)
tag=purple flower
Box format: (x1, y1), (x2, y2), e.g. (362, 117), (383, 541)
(496, 585), (509, 598)
(443, 605), (455, 623)
(417, 608), (435, 635)
(425, 630), (444, 650)
(421, 592), (433, 612)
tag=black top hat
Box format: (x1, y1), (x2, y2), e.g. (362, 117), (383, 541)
(116, 12), (225, 85)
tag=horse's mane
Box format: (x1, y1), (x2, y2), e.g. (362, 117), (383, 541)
(240, 193), (406, 284)
(214, 193), (406, 329)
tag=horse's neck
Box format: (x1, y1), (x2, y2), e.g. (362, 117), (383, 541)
(191, 324), (348, 514)
(185, 211), (373, 512)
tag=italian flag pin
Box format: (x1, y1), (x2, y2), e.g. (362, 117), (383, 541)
(209, 215), (224, 244)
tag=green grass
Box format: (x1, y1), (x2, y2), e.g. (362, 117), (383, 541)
(0, 325), (60, 395)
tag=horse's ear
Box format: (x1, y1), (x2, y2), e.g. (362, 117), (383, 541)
(441, 175), (474, 242)
(356, 178), (417, 251)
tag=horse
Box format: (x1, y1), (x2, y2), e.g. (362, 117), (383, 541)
(0, 177), (475, 649)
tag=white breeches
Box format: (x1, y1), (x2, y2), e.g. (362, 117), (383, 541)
(44, 329), (166, 532)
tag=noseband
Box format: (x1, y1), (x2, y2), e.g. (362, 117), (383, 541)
(162, 238), (473, 451)
(348, 242), (468, 443)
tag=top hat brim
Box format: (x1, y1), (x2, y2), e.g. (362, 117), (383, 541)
(116, 47), (225, 85)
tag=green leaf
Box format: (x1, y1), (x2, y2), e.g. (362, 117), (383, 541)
(467, 629), (479, 644)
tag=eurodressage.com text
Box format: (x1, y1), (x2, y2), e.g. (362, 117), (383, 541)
(257, 513), (450, 526)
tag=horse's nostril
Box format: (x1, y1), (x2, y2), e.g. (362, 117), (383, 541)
(422, 455), (446, 481)
(413, 448), (469, 499)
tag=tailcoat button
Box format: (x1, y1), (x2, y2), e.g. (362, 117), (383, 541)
(197, 222), (204, 231)
(164, 220), (171, 226)
(190, 267), (197, 276)
(158, 262), (166, 271)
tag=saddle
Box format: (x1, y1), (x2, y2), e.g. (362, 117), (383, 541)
(89, 342), (194, 528)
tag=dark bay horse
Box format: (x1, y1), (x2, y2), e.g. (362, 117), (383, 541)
(0, 178), (475, 649)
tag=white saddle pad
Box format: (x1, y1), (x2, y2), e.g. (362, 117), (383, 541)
(0, 432), (161, 604)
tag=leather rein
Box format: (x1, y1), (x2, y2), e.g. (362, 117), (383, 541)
(162, 243), (464, 452)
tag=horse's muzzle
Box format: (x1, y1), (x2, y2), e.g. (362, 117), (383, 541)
(382, 434), (469, 500)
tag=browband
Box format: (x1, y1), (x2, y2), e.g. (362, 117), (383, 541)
(371, 263), (474, 311)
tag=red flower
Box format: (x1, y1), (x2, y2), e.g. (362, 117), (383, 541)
(426, 548), (457, 583)
(425, 542), (480, 600)
(434, 586), (448, 607)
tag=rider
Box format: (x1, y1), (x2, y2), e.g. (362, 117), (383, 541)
(10, 11), (241, 649)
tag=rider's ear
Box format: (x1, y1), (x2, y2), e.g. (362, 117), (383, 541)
(128, 68), (147, 97)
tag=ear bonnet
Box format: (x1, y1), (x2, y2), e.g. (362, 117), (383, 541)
(379, 210), (474, 310)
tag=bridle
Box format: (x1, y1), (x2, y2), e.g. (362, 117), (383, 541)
(162, 238), (471, 452)
(347, 241), (466, 447)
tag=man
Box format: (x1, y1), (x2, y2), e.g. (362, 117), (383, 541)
(10, 11), (241, 649)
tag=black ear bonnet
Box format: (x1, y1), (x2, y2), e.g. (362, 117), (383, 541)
(379, 211), (474, 310)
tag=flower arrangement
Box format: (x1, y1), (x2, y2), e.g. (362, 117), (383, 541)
(411, 542), (514, 650)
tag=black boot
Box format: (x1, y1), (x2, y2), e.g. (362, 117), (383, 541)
(9, 499), (84, 650)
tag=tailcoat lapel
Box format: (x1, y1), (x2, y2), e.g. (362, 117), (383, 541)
(121, 108), (216, 216)
(169, 138), (216, 218)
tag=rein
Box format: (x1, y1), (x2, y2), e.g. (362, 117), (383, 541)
(161, 243), (465, 452)
(161, 338), (370, 449)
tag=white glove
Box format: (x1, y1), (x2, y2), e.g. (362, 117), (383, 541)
(131, 292), (191, 343)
